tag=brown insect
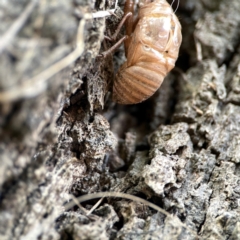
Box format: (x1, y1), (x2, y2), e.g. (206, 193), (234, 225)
(109, 0), (182, 104)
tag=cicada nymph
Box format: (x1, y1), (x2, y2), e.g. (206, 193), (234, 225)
(112, 0), (182, 104)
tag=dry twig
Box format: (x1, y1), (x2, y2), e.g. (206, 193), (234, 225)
(64, 191), (197, 237)
(0, 18), (85, 103)
(0, 0), (38, 54)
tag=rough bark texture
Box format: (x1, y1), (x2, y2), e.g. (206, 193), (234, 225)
(0, 0), (240, 239)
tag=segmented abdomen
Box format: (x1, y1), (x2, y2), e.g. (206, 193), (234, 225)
(113, 60), (167, 104)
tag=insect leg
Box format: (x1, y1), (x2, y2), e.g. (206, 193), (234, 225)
(111, 12), (133, 41)
(98, 3), (133, 57)
(124, 0), (135, 56)
(98, 35), (128, 58)
(98, 0), (135, 58)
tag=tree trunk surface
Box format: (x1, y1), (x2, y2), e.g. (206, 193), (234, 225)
(0, 0), (240, 239)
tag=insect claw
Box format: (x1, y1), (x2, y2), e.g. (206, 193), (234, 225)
(104, 35), (114, 42)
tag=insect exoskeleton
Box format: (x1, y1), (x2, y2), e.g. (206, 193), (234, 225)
(112, 0), (182, 104)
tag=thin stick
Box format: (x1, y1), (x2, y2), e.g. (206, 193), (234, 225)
(91, 9), (116, 19)
(64, 191), (197, 237)
(0, 0), (38, 54)
(87, 197), (104, 215)
(0, 19), (85, 103)
(70, 194), (88, 214)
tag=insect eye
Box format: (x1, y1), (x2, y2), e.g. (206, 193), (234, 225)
(143, 45), (151, 51)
